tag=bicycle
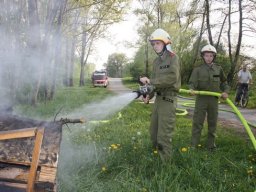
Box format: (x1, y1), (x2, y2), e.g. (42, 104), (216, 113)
(235, 83), (249, 108)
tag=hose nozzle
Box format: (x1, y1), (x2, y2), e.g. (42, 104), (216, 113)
(133, 84), (153, 99)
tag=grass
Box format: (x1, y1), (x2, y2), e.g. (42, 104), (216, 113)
(15, 83), (113, 119)
(122, 77), (141, 90)
(57, 100), (256, 192)
(16, 78), (256, 192)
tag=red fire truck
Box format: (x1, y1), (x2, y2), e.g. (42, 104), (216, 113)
(91, 70), (109, 88)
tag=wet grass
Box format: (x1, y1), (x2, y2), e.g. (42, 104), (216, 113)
(16, 79), (256, 191)
(122, 77), (140, 91)
(57, 100), (256, 192)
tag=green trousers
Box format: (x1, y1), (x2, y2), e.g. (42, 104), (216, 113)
(191, 95), (218, 149)
(150, 94), (177, 161)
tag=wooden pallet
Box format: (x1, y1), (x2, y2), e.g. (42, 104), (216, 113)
(0, 114), (84, 191)
(0, 127), (58, 192)
(0, 115), (62, 192)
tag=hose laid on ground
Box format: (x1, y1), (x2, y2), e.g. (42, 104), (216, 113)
(89, 112), (122, 124)
(178, 96), (256, 128)
(178, 89), (256, 150)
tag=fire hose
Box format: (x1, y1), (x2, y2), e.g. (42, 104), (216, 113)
(178, 89), (256, 150)
(134, 85), (256, 149)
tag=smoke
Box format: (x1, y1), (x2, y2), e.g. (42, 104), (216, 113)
(0, 1), (67, 108)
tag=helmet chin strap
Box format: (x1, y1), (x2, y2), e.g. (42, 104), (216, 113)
(156, 46), (167, 56)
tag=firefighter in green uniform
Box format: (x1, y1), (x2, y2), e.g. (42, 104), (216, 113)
(188, 44), (229, 151)
(140, 28), (181, 161)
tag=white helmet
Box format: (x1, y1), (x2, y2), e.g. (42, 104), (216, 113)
(201, 44), (217, 54)
(149, 28), (172, 45)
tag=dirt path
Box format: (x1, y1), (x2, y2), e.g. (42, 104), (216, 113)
(107, 78), (132, 94)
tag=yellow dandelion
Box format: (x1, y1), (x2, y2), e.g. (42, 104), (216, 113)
(197, 144), (202, 147)
(111, 144), (118, 149)
(181, 147), (188, 152)
(153, 150), (158, 154)
(101, 166), (107, 172)
(247, 169), (253, 176)
(111, 144), (116, 148)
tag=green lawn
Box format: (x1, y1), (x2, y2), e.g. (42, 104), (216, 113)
(57, 100), (255, 192)
(17, 80), (256, 192)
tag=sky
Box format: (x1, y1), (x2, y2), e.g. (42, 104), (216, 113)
(89, 1), (140, 70)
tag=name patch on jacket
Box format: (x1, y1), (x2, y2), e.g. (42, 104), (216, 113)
(160, 65), (170, 69)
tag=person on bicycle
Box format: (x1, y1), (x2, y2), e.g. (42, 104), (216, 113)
(235, 65), (253, 106)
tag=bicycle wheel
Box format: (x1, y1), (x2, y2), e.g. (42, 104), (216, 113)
(241, 94), (249, 108)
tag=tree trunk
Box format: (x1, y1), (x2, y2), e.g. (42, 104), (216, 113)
(145, 34), (149, 77)
(63, 39), (70, 86)
(192, 5), (206, 67)
(144, 12), (151, 77)
(69, 37), (76, 86)
(227, 0), (233, 67)
(157, 0), (163, 28)
(49, 1), (66, 100)
(41, 0), (59, 101)
(216, 14), (228, 50)
(205, 0), (213, 45)
(27, 0), (41, 106)
(229, 0), (243, 86)
(79, 29), (87, 86)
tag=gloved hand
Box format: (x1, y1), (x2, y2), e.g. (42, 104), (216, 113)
(139, 77), (150, 84)
(221, 92), (228, 99)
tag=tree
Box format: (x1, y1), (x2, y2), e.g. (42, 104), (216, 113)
(133, 0), (199, 83)
(135, 1), (156, 77)
(68, 0), (130, 86)
(49, 0), (68, 99)
(106, 53), (128, 78)
(130, 42), (156, 80)
(226, 0), (243, 86)
(205, 0), (213, 45)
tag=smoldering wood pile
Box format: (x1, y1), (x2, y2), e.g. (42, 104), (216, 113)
(0, 114), (62, 166)
(0, 113), (64, 192)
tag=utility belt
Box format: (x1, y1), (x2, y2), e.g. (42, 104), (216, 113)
(156, 91), (177, 103)
(156, 91), (177, 96)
